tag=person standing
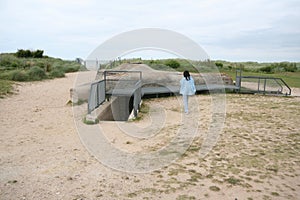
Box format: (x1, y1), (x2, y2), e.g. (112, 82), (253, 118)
(180, 70), (196, 114)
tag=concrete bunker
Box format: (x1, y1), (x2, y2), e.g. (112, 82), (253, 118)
(98, 95), (135, 121)
(77, 65), (236, 123)
(85, 70), (142, 122)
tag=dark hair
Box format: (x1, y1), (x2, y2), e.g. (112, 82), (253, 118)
(183, 70), (190, 81)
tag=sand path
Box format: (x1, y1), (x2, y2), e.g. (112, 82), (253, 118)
(1, 72), (299, 200)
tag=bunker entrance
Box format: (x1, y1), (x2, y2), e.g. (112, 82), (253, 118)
(98, 95), (134, 121)
(87, 70), (142, 122)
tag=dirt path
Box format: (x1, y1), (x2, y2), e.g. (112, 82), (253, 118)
(0, 72), (299, 199)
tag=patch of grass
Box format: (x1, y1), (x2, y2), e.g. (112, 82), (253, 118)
(130, 101), (150, 122)
(139, 101), (150, 113)
(225, 177), (242, 185)
(49, 68), (65, 78)
(242, 183), (253, 188)
(187, 145), (200, 152)
(176, 194), (196, 200)
(239, 175), (252, 181)
(141, 188), (158, 194)
(209, 185), (220, 192)
(235, 155), (265, 169)
(253, 179), (264, 183)
(168, 168), (180, 176)
(71, 99), (87, 106)
(265, 165), (279, 173)
(212, 178), (224, 184)
(259, 175), (269, 179)
(228, 166), (242, 175)
(127, 192), (138, 198)
(222, 69), (300, 88)
(28, 66), (47, 81)
(83, 117), (99, 125)
(12, 70), (29, 81)
(271, 192), (280, 196)
(170, 107), (181, 112)
(206, 174), (214, 179)
(0, 79), (13, 97)
(263, 195), (271, 200)
(0, 53), (81, 83)
(187, 173), (202, 182)
(7, 180), (18, 184)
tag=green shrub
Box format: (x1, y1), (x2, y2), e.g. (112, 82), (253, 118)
(215, 62), (223, 68)
(0, 79), (13, 97)
(261, 62), (298, 73)
(0, 70), (16, 80)
(63, 64), (80, 73)
(28, 66), (46, 81)
(0, 54), (22, 69)
(12, 70), (29, 81)
(0, 53), (81, 82)
(260, 65), (274, 73)
(16, 49), (44, 58)
(50, 68), (65, 78)
(16, 49), (32, 58)
(165, 59), (180, 69)
(32, 50), (44, 58)
(283, 63), (297, 72)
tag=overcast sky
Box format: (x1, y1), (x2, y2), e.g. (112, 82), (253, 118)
(0, 0), (299, 62)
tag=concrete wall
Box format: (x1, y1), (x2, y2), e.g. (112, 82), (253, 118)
(70, 83), (90, 103)
(110, 96), (132, 121)
(95, 96), (133, 121)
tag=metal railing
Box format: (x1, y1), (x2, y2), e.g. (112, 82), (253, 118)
(87, 70), (143, 117)
(87, 80), (106, 114)
(133, 80), (142, 117)
(236, 70), (291, 95)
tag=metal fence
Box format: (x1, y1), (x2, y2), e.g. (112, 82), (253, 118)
(87, 80), (106, 114)
(236, 70), (291, 95)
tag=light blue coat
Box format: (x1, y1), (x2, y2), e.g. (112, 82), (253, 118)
(180, 76), (196, 95)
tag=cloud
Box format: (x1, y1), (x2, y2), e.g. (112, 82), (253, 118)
(0, 0), (299, 61)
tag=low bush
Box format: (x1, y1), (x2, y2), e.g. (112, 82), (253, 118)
(260, 65), (274, 73)
(165, 59), (180, 69)
(50, 68), (65, 78)
(215, 62), (223, 68)
(0, 54), (22, 70)
(12, 70), (29, 81)
(15, 49), (44, 58)
(63, 64), (80, 73)
(283, 63), (297, 72)
(0, 70), (16, 80)
(0, 79), (13, 97)
(28, 66), (46, 81)
(258, 62), (298, 73)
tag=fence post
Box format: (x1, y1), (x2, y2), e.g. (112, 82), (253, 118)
(263, 79), (267, 94)
(258, 78), (260, 93)
(235, 69), (242, 92)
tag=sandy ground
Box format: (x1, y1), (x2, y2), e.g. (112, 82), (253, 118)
(0, 72), (299, 200)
